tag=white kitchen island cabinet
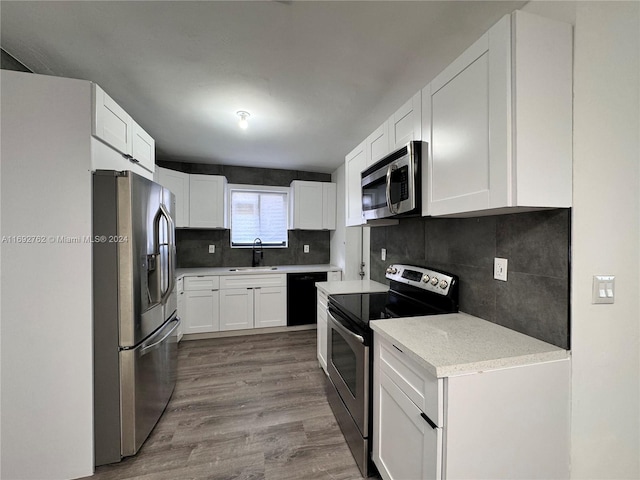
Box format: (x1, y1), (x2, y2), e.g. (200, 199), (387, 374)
(423, 10), (572, 217)
(372, 315), (570, 480)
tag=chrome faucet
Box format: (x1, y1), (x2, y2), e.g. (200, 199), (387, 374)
(252, 237), (263, 267)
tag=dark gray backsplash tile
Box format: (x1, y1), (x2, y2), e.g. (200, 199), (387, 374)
(177, 229), (330, 268)
(495, 272), (569, 349)
(369, 209), (570, 349)
(496, 209), (570, 278)
(426, 216), (496, 268)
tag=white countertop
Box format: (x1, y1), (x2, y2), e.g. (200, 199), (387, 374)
(316, 280), (389, 295)
(371, 312), (569, 378)
(177, 264), (341, 277)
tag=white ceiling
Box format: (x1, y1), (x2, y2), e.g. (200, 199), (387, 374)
(1, 0), (526, 173)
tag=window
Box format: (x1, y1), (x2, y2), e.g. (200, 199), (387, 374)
(229, 185), (289, 247)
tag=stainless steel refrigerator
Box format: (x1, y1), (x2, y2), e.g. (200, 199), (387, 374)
(93, 170), (179, 466)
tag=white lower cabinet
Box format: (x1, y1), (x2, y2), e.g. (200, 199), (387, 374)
(377, 370), (440, 480)
(316, 289), (329, 374)
(183, 276), (220, 334)
(373, 333), (570, 480)
(219, 274), (286, 331)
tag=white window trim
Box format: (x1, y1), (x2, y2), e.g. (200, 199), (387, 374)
(227, 184), (290, 248)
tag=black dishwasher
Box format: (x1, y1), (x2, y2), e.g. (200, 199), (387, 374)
(287, 272), (328, 326)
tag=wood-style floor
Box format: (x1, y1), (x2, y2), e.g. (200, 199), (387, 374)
(86, 330), (368, 480)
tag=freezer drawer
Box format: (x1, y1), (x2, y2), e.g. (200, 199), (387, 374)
(119, 315), (180, 457)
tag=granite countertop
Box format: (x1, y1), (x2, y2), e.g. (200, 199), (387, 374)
(371, 312), (570, 378)
(316, 280), (389, 295)
(177, 264), (341, 277)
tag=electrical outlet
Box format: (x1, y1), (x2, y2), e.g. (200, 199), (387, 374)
(303, 245), (310, 253)
(381, 248), (386, 261)
(494, 257), (508, 281)
(208, 245), (215, 254)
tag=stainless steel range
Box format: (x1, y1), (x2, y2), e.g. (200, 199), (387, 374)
(326, 264), (459, 477)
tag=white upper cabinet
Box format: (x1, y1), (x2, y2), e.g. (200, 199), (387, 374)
(189, 174), (227, 228)
(388, 91), (422, 151)
(424, 11), (572, 217)
(157, 167), (190, 228)
(366, 121), (390, 167)
(131, 122), (155, 173)
(289, 180), (336, 230)
(92, 84), (155, 174)
(345, 141), (366, 226)
(322, 182), (337, 230)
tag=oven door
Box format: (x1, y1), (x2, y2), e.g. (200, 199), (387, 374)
(327, 309), (369, 436)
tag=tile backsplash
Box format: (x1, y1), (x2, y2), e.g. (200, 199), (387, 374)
(369, 209), (570, 349)
(158, 161), (333, 268)
(177, 229), (330, 268)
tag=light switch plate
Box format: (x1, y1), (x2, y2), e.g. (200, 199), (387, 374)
(208, 245), (215, 254)
(303, 244), (309, 253)
(592, 275), (615, 304)
(494, 258), (508, 281)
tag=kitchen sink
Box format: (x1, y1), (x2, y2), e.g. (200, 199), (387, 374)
(228, 267), (278, 272)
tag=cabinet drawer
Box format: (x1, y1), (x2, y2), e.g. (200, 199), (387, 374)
(176, 276), (184, 293)
(184, 276), (220, 291)
(379, 338), (442, 427)
(219, 274), (286, 289)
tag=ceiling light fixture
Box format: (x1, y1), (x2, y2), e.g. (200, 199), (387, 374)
(237, 111), (250, 130)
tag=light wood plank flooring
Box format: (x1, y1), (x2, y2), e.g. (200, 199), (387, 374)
(86, 330), (369, 480)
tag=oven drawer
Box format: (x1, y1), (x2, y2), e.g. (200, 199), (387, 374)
(378, 336), (442, 427)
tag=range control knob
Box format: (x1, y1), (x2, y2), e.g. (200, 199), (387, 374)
(422, 274), (430, 283)
(439, 280), (449, 289)
(430, 277), (439, 286)
(386, 266), (398, 275)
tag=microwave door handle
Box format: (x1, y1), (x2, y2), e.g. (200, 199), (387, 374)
(385, 164), (397, 214)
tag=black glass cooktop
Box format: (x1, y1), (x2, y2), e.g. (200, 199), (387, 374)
(328, 291), (448, 330)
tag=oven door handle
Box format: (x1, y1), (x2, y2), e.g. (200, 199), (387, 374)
(328, 309), (365, 344)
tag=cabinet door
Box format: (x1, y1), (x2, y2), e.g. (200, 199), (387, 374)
(322, 183), (337, 230)
(327, 270), (342, 282)
(317, 291), (328, 374)
(92, 84), (132, 156)
(366, 121), (389, 167)
(291, 181), (323, 230)
(429, 34), (491, 216)
(176, 279), (185, 341)
(189, 174), (227, 228)
(219, 288), (254, 331)
(388, 91), (421, 151)
(158, 167), (190, 228)
(184, 289), (219, 334)
(345, 141), (366, 226)
(131, 122), (155, 173)
(254, 286), (286, 328)
(375, 370), (441, 480)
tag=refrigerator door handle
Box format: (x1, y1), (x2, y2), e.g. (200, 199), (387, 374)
(141, 317), (180, 355)
(155, 203), (175, 305)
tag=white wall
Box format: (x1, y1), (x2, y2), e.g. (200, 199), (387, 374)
(571, 2), (640, 477)
(1, 71), (94, 479)
(526, 1), (640, 477)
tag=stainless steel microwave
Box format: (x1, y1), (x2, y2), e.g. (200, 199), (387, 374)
(361, 141), (424, 220)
